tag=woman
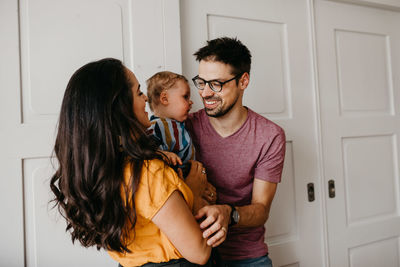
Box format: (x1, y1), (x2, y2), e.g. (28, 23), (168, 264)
(50, 58), (211, 266)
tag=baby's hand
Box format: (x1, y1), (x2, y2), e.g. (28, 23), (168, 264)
(161, 151), (183, 166)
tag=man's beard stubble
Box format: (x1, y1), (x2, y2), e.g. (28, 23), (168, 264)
(203, 94), (239, 118)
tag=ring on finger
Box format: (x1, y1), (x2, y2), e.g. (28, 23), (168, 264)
(220, 226), (227, 234)
(210, 192), (214, 197)
(201, 169), (206, 174)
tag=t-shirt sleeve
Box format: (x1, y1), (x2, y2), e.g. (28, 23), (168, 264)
(254, 128), (286, 183)
(135, 160), (193, 220)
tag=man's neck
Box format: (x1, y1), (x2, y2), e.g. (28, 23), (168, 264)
(208, 106), (248, 138)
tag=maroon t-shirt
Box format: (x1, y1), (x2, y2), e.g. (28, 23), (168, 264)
(186, 108), (286, 260)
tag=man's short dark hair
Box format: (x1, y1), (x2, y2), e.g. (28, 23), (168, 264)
(193, 37), (252, 76)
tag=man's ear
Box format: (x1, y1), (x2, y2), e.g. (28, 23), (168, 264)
(240, 73), (250, 90)
(160, 91), (169, 105)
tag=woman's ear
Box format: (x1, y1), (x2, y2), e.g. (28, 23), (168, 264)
(160, 91), (169, 105)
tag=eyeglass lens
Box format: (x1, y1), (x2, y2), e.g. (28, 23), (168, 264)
(193, 78), (222, 92)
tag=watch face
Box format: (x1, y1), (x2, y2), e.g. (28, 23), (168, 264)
(233, 210), (240, 223)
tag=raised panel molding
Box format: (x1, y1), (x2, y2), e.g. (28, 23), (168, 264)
(280, 263), (300, 267)
(349, 237), (400, 266)
(327, 0), (400, 11)
(335, 29), (394, 116)
(19, 0), (127, 123)
(207, 14), (292, 119)
(342, 135), (399, 225)
(266, 141), (298, 244)
(23, 157), (114, 267)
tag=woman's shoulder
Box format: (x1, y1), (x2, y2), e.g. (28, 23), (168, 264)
(144, 158), (165, 168)
(142, 159), (180, 185)
(135, 159), (190, 219)
(123, 158), (176, 179)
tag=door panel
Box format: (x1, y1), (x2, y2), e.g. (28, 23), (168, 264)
(19, 0), (125, 123)
(206, 14), (291, 119)
(180, 1), (324, 266)
(315, 1), (400, 266)
(1, 0), (182, 266)
(1, 0), (129, 266)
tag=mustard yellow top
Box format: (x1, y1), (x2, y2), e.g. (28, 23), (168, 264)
(108, 159), (193, 267)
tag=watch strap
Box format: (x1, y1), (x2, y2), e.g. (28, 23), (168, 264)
(228, 204), (237, 227)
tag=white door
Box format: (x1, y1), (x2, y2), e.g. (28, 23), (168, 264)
(180, 1), (325, 266)
(0, 0), (181, 266)
(315, 1), (400, 266)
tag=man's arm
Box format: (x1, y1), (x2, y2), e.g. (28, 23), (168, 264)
(195, 178), (277, 247)
(235, 179), (277, 227)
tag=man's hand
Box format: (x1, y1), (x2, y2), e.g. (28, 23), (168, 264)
(194, 204), (231, 247)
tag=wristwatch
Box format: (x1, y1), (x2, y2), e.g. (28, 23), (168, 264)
(228, 204), (240, 227)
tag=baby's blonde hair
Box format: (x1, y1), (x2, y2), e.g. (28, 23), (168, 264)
(146, 71), (188, 111)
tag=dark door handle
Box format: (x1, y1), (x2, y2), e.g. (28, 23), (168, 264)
(307, 183), (315, 202)
(328, 180), (335, 198)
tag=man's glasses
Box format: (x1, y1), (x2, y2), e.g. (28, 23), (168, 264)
(192, 73), (243, 92)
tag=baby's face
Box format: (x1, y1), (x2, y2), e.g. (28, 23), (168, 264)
(165, 80), (193, 122)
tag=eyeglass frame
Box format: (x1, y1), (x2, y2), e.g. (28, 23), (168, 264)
(191, 73), (243, 92)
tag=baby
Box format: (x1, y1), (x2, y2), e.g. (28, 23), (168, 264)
(146, 71), (195, 177)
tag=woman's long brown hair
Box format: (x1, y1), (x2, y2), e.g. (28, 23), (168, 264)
(50, 58), (161, 252)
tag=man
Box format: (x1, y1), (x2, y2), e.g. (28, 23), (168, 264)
(186, 37), (286, 266)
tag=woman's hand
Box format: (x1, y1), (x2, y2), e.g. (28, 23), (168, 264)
(185, 160), (208, 197)
(203, 182), (217, 204)
(185, 160), (208, 214)
(185, 160), (215, 213)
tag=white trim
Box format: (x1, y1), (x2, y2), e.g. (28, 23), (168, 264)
(310, 1), (330, 266)
(326, 0), (400, 11)
(163, 0), (182, 73)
